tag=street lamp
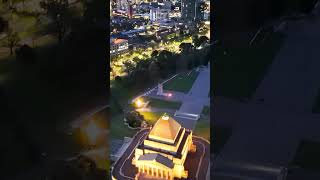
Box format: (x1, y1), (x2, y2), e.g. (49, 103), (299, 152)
(135, 98), (144, 108)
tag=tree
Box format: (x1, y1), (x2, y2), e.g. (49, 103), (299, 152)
(148, 61), (161, 82)
(6, 29), (20, 55)
(40, 0), (70, 43)
(0, 17), (8, 33)
(151, 50), (159, 58)
(132, 57), (140, 62)
(115, 76), (121, 82)
(136, 59), (150, 70)
(198, 36), (209, 46)
(125, 111), (144, 128)
(15, 44), (36, 63)
(179, 43), (193, 54)
(131, 69), (149, 89)
(123, 61), (135, 75)
(176, 54), (188, 72)
(192, 35), (201, 48)
(83, 0), (105, 21)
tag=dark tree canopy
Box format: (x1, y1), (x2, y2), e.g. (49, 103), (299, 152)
(6, 29), (20, 55)
(15, 44), (36, 64)
(125, 111), (144, 128)
(40, 0), (70, 43)
(0, 17), (8, 33)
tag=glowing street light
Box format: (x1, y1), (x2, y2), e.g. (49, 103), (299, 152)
(168, 93), (172, 97)
(135, 98), (144, 108)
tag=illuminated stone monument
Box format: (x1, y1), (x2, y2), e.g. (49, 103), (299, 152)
(157, 83), (163, 95)
(132, 114), (196, 180)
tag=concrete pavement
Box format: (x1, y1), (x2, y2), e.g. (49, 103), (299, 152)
(214, 9), (320, 179)
(254, 15), (320, 113)
(141, 67), (210, 130)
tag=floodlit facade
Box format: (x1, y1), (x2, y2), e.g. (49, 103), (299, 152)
(150, 8), (170, 22)
(132, 114), (196, 180)
(110, 38), (129, 55)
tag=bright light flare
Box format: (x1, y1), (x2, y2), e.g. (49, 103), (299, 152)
(168, 93), (172, 97)
(84, 120), (101, 144)
(135, 98), (144, 108)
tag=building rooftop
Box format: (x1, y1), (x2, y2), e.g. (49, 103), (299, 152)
(138, 153), (174, 169)
(148, 114), (182, 144)
(111, 38), (128, 45)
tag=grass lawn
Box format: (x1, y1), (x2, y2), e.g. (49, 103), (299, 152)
(110, 114), (137, 140)
(312, 90), (320, 113)
(110, 111), (165, 140)
(140, 111), (166, 125)
(291, 140), (320, 170)
(163, 70), (199, 93)
(146, 97), (182, 109)
(201, 106), (210, 116)
(212, 32), (285, 99)
(193, 116), (210, 141)
(212, 126), (232, 154)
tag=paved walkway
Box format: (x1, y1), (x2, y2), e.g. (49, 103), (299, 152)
(214, 97), (320, 179)
(142, 67), (210, 130)
(178, 67), (211, 115)
(214, 9), (320, 179)
(254, 14), (320, 113)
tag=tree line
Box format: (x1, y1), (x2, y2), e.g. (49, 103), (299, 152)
(112, 35), (211, 99)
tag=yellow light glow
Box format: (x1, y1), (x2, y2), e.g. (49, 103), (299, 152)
(84, 120), (100, 144)
(135, 98), (143, 108)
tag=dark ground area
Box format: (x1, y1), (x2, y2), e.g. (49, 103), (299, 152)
(212, 126), (232, 155)
(0, 3), (108, 179)
(291, 140), (320, 170)
(212, 32), (285, 99)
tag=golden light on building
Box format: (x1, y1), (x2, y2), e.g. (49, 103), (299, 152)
(132, 114), (196, 180)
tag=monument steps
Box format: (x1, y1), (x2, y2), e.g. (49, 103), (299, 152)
(174, 111), (200, 121)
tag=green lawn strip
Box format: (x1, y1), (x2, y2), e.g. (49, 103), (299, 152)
(312, 90), (320, 113)
(111, 81), (132, 106)
(193, 116), (210, 141)
(110, 114), (137, 140)
(212, 126), (232, 154)
(291, 140), (320, 170)
(110, 112), (164, 140)
(212, 32), (285, 99)
(146, 97), (182, 109)
(140, 111), (165, 125)
(163, 70), (199, 93)
(201, 106), (210, 116)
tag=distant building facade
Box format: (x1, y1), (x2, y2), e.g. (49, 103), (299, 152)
(150, 7), (170, 22)
(181, 0), (197, 22)
(110, 38), (129, 55)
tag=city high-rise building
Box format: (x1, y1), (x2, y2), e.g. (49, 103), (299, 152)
(150, 7), (170, 22)
(181, 0), (198, 22)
